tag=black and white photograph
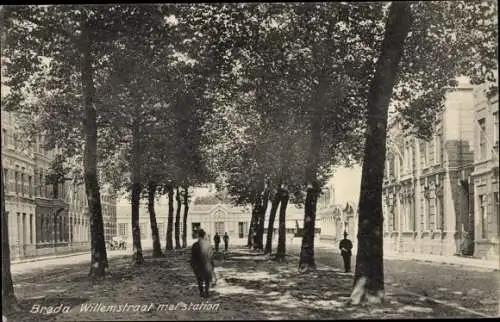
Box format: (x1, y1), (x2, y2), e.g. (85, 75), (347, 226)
(0, 2), (498, 321)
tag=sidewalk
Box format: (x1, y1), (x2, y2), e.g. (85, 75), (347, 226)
(11, 244), (155, 265)
(4, 248), (492, 321)
(9, 239), (499, 271)
(11, 251), (90, 265)
(316, 240), (499, 271)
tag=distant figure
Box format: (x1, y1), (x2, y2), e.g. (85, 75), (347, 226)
(214, 232), (221, 252)
(223, 232), (229, 251)
(460, 232), (474, 256)
(339, 231), (353, 273)
(190, 229), (216, 298)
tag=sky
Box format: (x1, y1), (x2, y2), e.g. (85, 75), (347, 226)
(328, 165), (362, 206)
(117, 165), (363, 207)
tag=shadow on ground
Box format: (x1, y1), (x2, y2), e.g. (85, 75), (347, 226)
(4, 248), (480, 321)
(209, 249), (475, 320)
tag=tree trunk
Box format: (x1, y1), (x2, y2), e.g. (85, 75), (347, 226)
(2, 164), (18, 312)
(275, 187), (289, 260)
(299, 73), (325, 272)
(247, 201), (259, 249)
(175, 186), (182, 249)
(255, 186), (270, 251)
(130, 114), (144, 264)
(148, 182), (163, 257)
(352, 2), (412, 305)
(264, 189), (281, 255)
(131, 182), (144, 264)
(182, 186), (189, 248)
(81, 19), (108, 277)
(299, 185), (321, 272)
(166, 184), (174, 250)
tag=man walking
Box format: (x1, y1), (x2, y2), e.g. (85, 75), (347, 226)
(223, 232), (229, 251)
(339, 231), (353, 273)
(190, 229), (216, 298)
(214, 232), (221, 252)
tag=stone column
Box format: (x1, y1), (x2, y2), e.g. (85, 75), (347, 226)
(53, 213), (58, 245)
(69, 217), (73, 243)
(395, 188), (402, 253)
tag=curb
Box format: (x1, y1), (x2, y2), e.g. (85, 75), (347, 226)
(314, 243), (498, 271)
(11, 251), (90, 265)
(10, 247), (173, 266)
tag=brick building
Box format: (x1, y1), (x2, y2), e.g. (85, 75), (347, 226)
(470, 83), (499, 260)
(383, 80), (477, 256)
(116, 195), (170, 248)
(2, 109), (117, 260)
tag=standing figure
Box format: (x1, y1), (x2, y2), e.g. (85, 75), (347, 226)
(214, 232), (221, 252)
(339, 231), (353, 273)
(190, 229), (216, 298)
(223, 232), (229, 251)
(460, 232), (474, 256)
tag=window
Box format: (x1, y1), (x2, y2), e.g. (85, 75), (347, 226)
(59, 217), (63, 242)
(14, 171), (19, 194)
(494, 112), (499, 144)
(478, 118), (487, 160)
(22, 213), (27, 244)
(17, 213), (21, 242)
(192, 222), (201, 239)
(421, 142), (428, 168)
(28, 176), (32, 197)
(45, 175), (51, 198)
(435, 194), (445, 230)
(140, 223), (147, 239)
(2, 128), (6, 146)
(389, 157), (395, 179)
(434, 135), (441, 165)
(214, 221), (225, 235)
(495, 192), (499, 238)
(40, 215), (44, 243)
(480, 195), (487, 239)
(69, 217), (73, 242)
(119, 223), (128, 237)
(238, 222), (248, 238)
(21, 172), (25, 195)
(179, 220), (184, 236)
(3, 169), (8, 193)
(425, 196), (431, 231)
(158, 223), (164, 239)
(39, 173), (44, 197)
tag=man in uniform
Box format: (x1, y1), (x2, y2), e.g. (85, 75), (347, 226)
(339, 231), (353, 273)
(223, 232), (229, 251)
(214, 232), (221, 252)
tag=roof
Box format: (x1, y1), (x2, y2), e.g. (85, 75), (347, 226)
(190, 203), (247, 214)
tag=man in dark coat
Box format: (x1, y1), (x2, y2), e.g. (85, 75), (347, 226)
(223, 232), (229, 251)
(214, 232), (221, 252)
(460, 232), (474, 256)
(190, 229), (216, 298)
(339, 231), (353, 273)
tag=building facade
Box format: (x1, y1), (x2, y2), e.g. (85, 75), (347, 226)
(114, 185), (337, 249)
(116, 196), (170, 248)
(318, 202), (358, 243)
(2, 110), (117, 260)
(188, 203), (251, 245)
(470, 83), (499, 260)
(381, 80), (500, 259)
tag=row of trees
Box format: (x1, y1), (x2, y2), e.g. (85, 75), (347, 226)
(1, 1), (497, 310)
